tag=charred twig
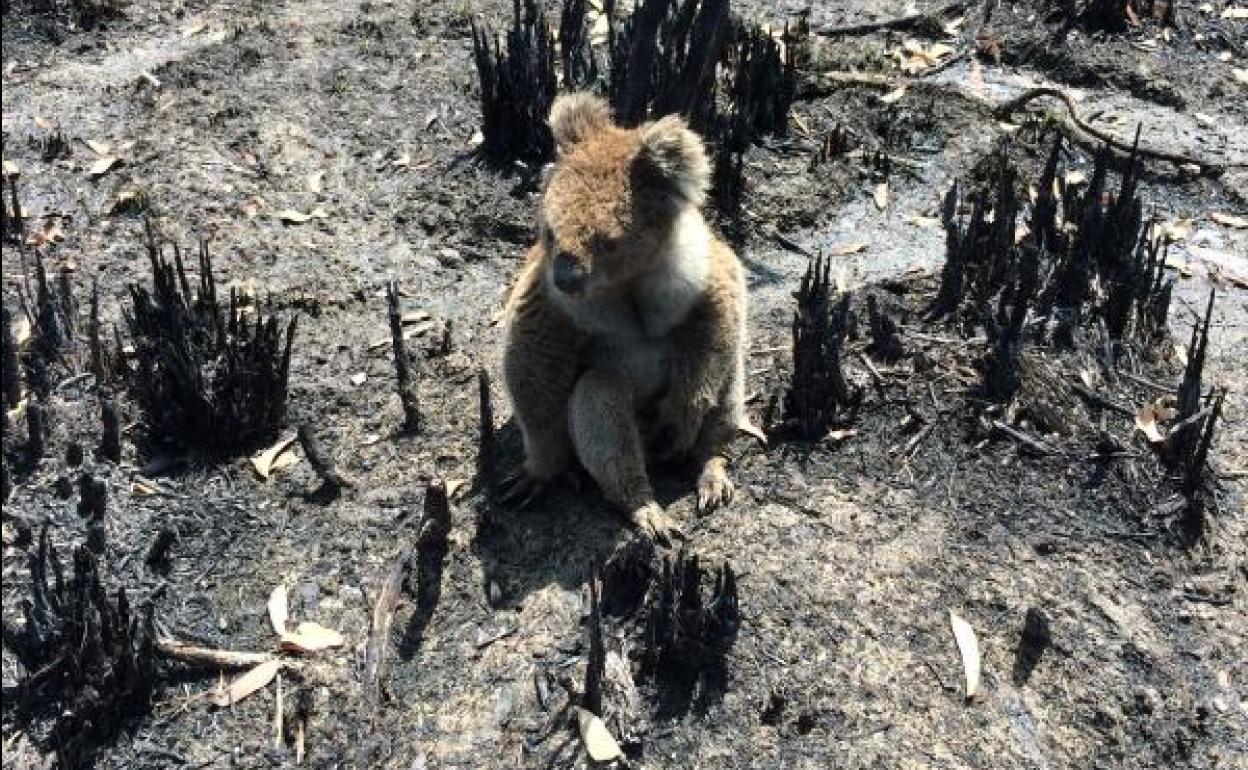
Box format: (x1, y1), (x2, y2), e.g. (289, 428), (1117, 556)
(1070, 382), (1134, 417)
(154, 637), (274, 669)
(991, 419), (1054, 455)
(296, 423), (353, 494)
(362, 548), (413, 721)
(994, 88), (1229, 174)
(385, 281), (421, 433)
(99, 398), (122, 463)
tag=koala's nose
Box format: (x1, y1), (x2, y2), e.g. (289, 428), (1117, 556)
(553, 252), (587, 294)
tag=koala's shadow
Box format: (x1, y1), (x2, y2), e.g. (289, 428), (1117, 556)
(467, 419), (692, 607)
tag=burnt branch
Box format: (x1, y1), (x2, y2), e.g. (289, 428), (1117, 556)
(385, 280), (421, 433)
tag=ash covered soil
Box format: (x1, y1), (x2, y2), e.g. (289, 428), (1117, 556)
(2, 0), (1247, 768)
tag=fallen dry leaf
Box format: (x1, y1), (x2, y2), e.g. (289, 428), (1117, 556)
(574, 707), (622, 763)
(214, 659), (283, 707)
(1210, 212), (1248, 229)
(276, 209), (312, 224)
(3, 160), (20, 177)
(1234, 68), (1248, 86)
(827, 428), (857, 441)
(446, 478), (468, 499)
(84, 139), (111, 156)
(5, 397), (29, 426)
(873, 182), (890, 211)
(268, 584), (289, 636)
(1134, 395), (1178, 444)
(949, 611), (981, 700)
(88, 156), (121, 178)
(182, 20), (206, 37)
(306, 171), (324, 193)
(1222, 7), (1248, 19)
(349, 372), (367, 386)
(25, 219), (65, 248)
(14, 314), (32, 347)
(879, 86), (907, 104)
(829, 241), (868, 256)
(250, 433), (299, 479)
(906, 214), (942, 229)
(279, 622), (345, 654)
(1159, 218), (1193, 242)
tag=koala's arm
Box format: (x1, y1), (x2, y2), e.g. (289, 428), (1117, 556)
(503, 247), (584, 479)
(657, 242), (746, 458)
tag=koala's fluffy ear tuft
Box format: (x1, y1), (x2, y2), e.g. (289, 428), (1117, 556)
(637, 115), (711, 208)
(549, 92), (612, 150)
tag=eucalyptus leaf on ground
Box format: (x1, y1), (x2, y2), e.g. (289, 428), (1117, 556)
(214, 659), (283, 707)
(574, 707), (623, 762)
(949, 611), (981, 700)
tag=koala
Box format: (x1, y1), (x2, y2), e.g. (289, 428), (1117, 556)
(500, 92), (749, 543)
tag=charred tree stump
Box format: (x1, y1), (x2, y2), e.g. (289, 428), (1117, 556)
(2, 529), (157, 768)
(385, 281), (421, 433)
(640, 550), (739, 712)
(1171, 290), (1214, 463)
(26, 401), (47, 462)
(477, 368), (495, 476)
(77, 473), (107, 519)
(2, 305), (22, 408)
(123, 226), (297, 455)
(601, 535), (656, 618)
(78, 473), (108, 553)
(88, 278), (110, 385)
(559, 0), (599, 90)
(584, 565), (606, 716)
(145, 527), (177, 572)
(784, 255), (861, 438)
(99, 398), (122, 463)
(417, 480), (453, 550)
(32, 250), (65, 364)
(865, 295), (903, 363)
(471, 0), (559, 164)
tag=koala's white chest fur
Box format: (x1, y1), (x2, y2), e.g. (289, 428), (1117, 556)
(553, 208), (711, 404)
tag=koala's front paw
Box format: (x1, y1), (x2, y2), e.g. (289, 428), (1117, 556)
(498, 468), (555, 509)
(629, 502), (683, 546)
(695, 457), (735, 513)
(651, 396), (704, 462)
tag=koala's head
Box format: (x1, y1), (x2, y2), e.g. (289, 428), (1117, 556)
(539, 92), (711, 297)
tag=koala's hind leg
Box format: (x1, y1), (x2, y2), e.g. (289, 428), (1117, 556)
(569, 369), (681, 544)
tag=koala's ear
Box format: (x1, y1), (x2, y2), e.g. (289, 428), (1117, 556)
(637, 115), (711, 208)
(549, 92), (612, 150)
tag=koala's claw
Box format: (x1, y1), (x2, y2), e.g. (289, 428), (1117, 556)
(497, 470), (548, 510)
(629, 502), (683, 546)
(695, 462), (735, 514)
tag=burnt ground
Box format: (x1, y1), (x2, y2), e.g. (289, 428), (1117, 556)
(2, 0), (1247, 768)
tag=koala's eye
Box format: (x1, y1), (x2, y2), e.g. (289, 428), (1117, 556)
(588, 235), (617, 254)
